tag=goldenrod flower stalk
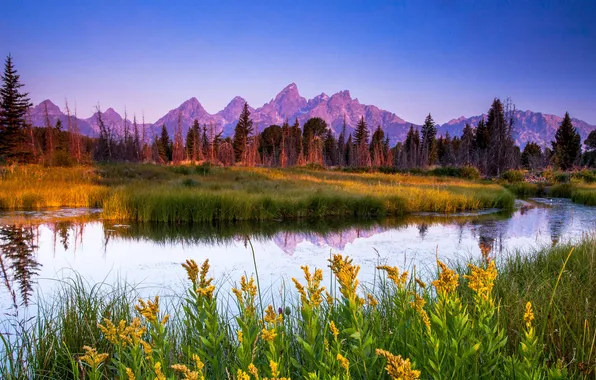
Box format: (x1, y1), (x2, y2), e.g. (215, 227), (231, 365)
(263, 304), (283, 326)
(154, 362), (166, 380)
(233, 275), (258, 316)
(98, 317), (147, 348)
(291, 265), (325, 308)
(125, 367), (136, 380)
(329, 254), (362, 304)
(336, 353), (350, 376)
(237, 369), (251, 380)
(136, 296), (160, 323)
(329, 320), (339, 340)
(171, 354), (205, 380)
(248, 363), (259, 379)
(376, 349), (421, 380)
(410, 293), (431, 333)
(432, 260), (459, 295)
(524, 301), (535, 329)
(464, 260), (497, 302)
(270, 360), (280, 377)
(182, 259), (199, 284)
(261, 327), (277, 342)
(366, 293), (378, 308)
(80, 345), (109, 368)
(377, 265), (408, 289)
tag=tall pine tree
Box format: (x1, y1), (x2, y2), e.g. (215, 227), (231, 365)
(0, 54), (32, 162)
(552, 112), (581, 170)
(420, 113), (437, 166)
(232, 102), (254, 164)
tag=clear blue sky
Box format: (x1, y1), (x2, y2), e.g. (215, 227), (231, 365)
(1, 0), (595, 124)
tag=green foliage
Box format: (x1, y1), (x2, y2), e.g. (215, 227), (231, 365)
(552, 112), (581, 170)
(232, 102), (254, 163)
(3, 236), (596, 378)
(501, 170), (525, 183)
(0, 54), (33, 162)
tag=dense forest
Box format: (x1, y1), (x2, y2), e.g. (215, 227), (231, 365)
(2, 55), (595, 174)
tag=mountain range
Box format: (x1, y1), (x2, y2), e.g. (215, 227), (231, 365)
(28, 83), (595, 147)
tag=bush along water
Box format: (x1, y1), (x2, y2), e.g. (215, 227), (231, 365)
(1, 248), (584, 379)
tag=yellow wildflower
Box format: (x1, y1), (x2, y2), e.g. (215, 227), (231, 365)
(377, 265), (408, 289)
(197, 285), (216, 300)
(366, 293), (378, 308)
(325, 290), (334, 305)
(154, 362), (166, 380)
(524, 301), (534, 329)
(248, 363), (259, 378)
(233, 275), (258, 316)
(199, 259), (213, 288)
(270, 360), (280, 377)
(80, 345), (109, 368)
(264, 304), (283, 326)
(336, 353), (350, 373)
(464, 260), (497, 301)
(182, 259), (199, 283)
(329, 320), (339, 339)
(126, 367), (136, 380)
(329, 254), (361, 304)
(136, 296), (160, 323)
(261, 328), (277, 342)
(141, 339), (153, 360)
(415, 278), (426, 289)
(376, 349), (420, 380)
(292, 266), (325, 308)
(409, 293), (431, 333)
(237, 369), (251, 380)
(237, 330), (244, 343)
(431, 260), (459, 295)
(192, 354), (205, 372)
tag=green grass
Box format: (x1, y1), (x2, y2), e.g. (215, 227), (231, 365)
(0, 165), (109, 209)
(2, 236), (595, 378)
(487, 237), (596, 375)
(1, 164), (515, 222)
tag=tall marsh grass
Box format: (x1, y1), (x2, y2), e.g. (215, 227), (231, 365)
(0, 165), (109, 210)
(3, 237), (595, 378)
(102, 166), (514, 222)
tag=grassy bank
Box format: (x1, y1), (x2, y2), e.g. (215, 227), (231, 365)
(0, 164), (514, 221)
(506, 181), (596, 206)
(0, 165), (109, 209)
(2, 237), (595, 379)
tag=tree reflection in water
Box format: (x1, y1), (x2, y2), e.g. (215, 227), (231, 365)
(0, 225), (41, 310)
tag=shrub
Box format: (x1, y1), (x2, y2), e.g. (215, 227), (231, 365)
(501, 170), (525, 183)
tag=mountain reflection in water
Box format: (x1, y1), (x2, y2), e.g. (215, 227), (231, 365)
(0, 198), (594, 312)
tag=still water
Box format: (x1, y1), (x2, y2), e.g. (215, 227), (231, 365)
(0, 198), (595, 313)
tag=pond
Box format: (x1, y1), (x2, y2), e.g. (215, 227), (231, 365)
(1, 198), (595, 314)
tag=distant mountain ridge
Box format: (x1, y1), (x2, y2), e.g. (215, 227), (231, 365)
(29, 84), (596, 147)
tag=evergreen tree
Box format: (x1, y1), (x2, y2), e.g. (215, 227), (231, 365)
(323, 129), (337, 166)
(201, 125), (209, 159)
(486, 98), (516, 176)
(420, 113), (437, 166)
(233, 102), (254, 164)
(345, 134), (354, 167)
(0, 55), (32, 162)
(354, 117), (371, 166)
(521, 142), (543, 170)
(370, 125), (386, 167)
(337, 118), (346, 166)
(584, 130), (596, 151)
(158, 124), (171, 163)
(552, 112), (581, 170)
(354, 116), (370, 146)
(459, 123), (476, 166)
(404, 125), (420, 168)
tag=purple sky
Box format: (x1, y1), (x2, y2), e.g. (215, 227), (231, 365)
(1, 0), (595, 124)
